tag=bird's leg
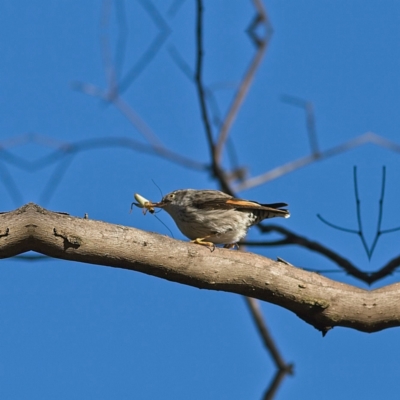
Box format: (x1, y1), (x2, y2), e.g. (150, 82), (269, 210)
(191, 237), (216, 251)
(223, 243), (239, 250)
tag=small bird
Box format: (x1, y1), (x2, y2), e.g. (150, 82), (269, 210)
(147, 189), (290, 249)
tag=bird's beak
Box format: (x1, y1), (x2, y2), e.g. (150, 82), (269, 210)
(147, 201), (164, 208)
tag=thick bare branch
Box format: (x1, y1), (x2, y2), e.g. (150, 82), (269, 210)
(2, 203), (400, 334)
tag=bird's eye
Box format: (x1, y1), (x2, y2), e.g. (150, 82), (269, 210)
(168, 193), (175, 200)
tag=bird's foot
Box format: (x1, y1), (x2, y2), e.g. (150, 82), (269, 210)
(223, 243), (239, 250)
(191, 238), (216, 251)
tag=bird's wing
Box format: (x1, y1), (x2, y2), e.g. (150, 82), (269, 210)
(225, 199), (290, 219)
(194, 195), (289, 215)
(226, 199), (289, 209)
(226, 199), (289, 216)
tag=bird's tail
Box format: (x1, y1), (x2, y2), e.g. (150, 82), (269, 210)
(256, 203), (290, 222)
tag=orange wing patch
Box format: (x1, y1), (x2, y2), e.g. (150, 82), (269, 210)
(226, 199), (261, 208)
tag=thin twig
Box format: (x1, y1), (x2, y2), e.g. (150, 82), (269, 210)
(353, 166), (370, 256)
(235, 132), (400, 191)
(114, 0), (128, 79)
(194, 0), (231, 193)
(0, 135), (207, 172)
(167, 45), (224, 129)
(194, 0), (215, 159)
(256, 223), (400, 285)
(245, 295), (293, 400)
(0, 135), (207, 207)
(316, 214), (359, 234)
(167, 0), (186, 18)
(118, 0), (171, 94)
(112, 95), (166, 148)
(100, 0), (118, 99)
(263, 369), (290, 400)
(0, 160), (23, 206)
(215, 0), (272, 163)
(244, 297), (293, 372)
(281, 95), (319, 155)
(12, 254), (51, 261)
(256, 224), (369, 282)
(370, 255), (400, 283)
(369, 166), (386, 256)
(39, 154), (75, 206)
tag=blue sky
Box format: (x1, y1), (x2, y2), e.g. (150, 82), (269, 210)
(1, 1), (400, 399)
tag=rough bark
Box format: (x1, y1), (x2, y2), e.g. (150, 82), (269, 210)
(0, 203), (399, 334)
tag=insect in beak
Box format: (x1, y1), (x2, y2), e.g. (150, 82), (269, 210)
(132, 193), (165, 214)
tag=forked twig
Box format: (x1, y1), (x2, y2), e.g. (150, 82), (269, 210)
(245, 297), (293, 400)
(244, 297), (293, 372)
(263, 369), (290, 400)
(318, 166), (400, 259)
